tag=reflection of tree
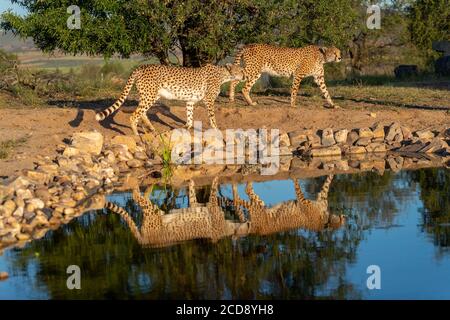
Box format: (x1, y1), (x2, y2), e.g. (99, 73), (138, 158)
(307, 172), (413, 228)
(10, 182), (364, 300)
(410, 168), (450, 249)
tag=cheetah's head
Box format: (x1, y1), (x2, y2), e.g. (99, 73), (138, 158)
(320, 46), (342, 63)
(224, 63), (244, 82)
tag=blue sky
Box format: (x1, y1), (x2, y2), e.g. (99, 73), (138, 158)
(0, 1), (26, 15)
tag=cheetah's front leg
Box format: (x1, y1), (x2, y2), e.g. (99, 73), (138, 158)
(185, 102), (195, 129)
(313, 75), (339, 109)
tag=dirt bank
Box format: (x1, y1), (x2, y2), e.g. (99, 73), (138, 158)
(1, 93), (449, 178)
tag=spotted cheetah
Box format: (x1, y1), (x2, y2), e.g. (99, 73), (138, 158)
(95, 64), (244, 135)
(229, 44), (342, 108)
(105, 178), (247, 247)
(231, 175), (345, 234)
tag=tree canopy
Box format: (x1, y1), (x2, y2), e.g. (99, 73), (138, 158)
(1, 0), (359, 66)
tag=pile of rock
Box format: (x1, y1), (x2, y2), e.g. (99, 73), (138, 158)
(0, 131), (156, 250)
(288, 122), (450, 158)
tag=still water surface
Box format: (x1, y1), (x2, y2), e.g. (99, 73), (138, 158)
(0, 168), (449, 299)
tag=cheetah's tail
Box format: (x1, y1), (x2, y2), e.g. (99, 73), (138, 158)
(104, 202), (143, 242)
(95, 70), (137, 121)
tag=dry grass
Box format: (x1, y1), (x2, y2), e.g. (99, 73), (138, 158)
(0, 136), (28, 159)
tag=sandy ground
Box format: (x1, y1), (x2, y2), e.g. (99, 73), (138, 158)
(1, 93), (449, 178)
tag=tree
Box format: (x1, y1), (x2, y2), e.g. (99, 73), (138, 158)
(1, 0), (360, 67)
(408, 0), (450, 59)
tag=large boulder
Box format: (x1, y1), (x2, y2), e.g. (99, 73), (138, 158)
(71, 131), (104, 155)
(321, 128), (336, 147)
(334, 129), (348, 144)
(394, 65), (418, 79)
(435, 56), (450, 76)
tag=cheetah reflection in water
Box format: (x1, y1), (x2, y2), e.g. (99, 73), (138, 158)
(230, 174), (346, 235)
(105, 178), (247, 248)
(105, 175), (344, 247)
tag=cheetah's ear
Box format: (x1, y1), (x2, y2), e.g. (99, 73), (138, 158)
(319, 47), (327, 55)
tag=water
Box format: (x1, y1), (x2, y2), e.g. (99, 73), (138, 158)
(0, 168), (449, 299)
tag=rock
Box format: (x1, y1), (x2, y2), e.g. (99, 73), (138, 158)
(127, 159), (144, 168)
(63, 146), (80, 157)
(359, 161), (374, 171)
(34, 189), (51, 202)
(71, 131), (104, 155)
(0, 186), (12, 202)
(348, 146), (367, 154)
(116, 150), (134, 162)
(335, 160), (349, 171)
(394, 65), (418, 79)
(346, 131), (359, 146)
(365, 143), (387, 153)
(371, 123), (385, 140)
(308, 145), (341, 157)
(420, 138), (449, 154)
(111, 135), (137, 153)
(394, 132), (404, 143)
(38, 164), (59, 174)
(133, 151), (148, 161)
(355, 137), (371, 146)
(15, 189), (33, 200)
(27, 198), (45, 210)
(23, 211), (36, 221)
(321, 128), (335, 147)
(334, 129), (348, 144)
(8, 176), (31, 190)
(435, 56), (450, 76)
(104, 150), (116, 164)
(278, 132), (291, 147)
(63, 208), (75, 215)
(288, 129), (312, 146)
(358, 127), (374, 139)
(387, 157), (403, 172)
(2, 200), (16, 217)
(1, 234), (17, 245)
(12, 207), (24, 218)
(369, 112), (377, 118)
(401, 126), (413, 140)
(385, 122), (401, 141)
(414, 130), (434, 140)
(24, 170), (51, 185)
(0, 272), (9, 280)
(16, 233), (31, 241)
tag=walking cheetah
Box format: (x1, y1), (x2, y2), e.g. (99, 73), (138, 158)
(95, 64), (244, 135)
(229, 44), (342, 108)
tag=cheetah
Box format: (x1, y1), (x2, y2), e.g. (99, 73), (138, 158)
(95, 64), (244, 135)
(228, 44), (342, 108)
(230, 175), (345, 235)
(104, 178), (247, 248)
